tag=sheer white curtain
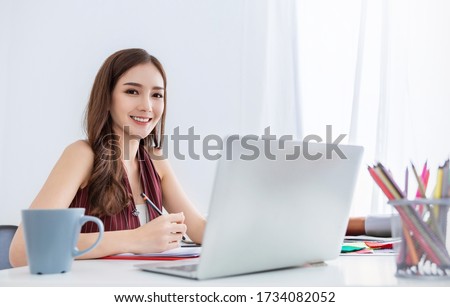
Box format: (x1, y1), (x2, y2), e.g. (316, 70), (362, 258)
(364, 0), (450, 214)
(240, 0), (302, 137)
(241, 0), (450, 216)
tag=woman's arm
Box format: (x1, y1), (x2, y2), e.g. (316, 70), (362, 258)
(151, 149), (207, 244)
(10, 141), (189, 267)
(9, 140), (98, 266)
(346, 217), (366, 236)
(75, 212), (187, 258)
(346, 215), (399, 237)
(10, 141), (92, 266)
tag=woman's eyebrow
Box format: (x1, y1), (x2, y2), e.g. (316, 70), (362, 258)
(123, 82), (164, 90)
(123, 82), (143, 87)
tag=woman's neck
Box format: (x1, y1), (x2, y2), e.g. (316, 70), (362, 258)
(119, 138), (140, 165)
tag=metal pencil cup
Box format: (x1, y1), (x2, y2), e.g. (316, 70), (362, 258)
(388, 198), (450, 278)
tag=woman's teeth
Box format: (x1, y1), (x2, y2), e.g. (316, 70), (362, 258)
(131, 116), (150, 123)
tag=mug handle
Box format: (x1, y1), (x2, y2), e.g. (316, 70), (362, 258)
(72, 216), (104, 258)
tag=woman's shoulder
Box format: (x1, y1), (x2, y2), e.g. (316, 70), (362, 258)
(63, 140), (94, 163)
(146, 146), (170, 179)
(61, 140), (94, 188)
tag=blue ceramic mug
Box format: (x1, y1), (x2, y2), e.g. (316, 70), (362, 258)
(22, 208), (104, 274)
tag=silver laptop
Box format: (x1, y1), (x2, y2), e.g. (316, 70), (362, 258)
(136, 138), (363, 280)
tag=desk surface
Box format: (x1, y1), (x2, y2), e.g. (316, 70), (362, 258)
(1, 255), (450, 287)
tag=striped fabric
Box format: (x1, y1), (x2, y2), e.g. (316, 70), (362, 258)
(69, 145), (163, 233)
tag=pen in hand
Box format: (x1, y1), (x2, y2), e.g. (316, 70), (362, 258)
(141, 192), (163, 215)
(140, 192), (186, 241)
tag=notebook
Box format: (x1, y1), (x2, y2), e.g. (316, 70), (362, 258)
(136, 138), (364, 280)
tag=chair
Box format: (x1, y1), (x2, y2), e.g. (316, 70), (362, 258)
(0, 225), (18, 270)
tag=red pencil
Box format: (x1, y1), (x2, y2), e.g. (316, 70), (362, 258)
(368, 166), (395, 200)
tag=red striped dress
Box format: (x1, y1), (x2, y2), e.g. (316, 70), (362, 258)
(69, 145), (163, 233)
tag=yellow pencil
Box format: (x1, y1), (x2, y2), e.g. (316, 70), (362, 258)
(373, 167), (402, 199)
(433, 167), (443, 218)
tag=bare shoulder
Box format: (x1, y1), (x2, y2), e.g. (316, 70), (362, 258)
(63, 140), (94, 162)
(60, 140), (94, 187)
(147, 147), (170, 179)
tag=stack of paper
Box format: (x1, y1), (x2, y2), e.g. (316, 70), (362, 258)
(103, 246), (201, 261)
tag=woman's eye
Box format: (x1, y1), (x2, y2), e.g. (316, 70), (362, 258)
(153, 93), (164, 99)
(126, 89), (139, 95)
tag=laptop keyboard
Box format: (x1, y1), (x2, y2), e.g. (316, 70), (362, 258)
(162, 264), (199, 273)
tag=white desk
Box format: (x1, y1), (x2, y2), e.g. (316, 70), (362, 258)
(1, 255), (450, 286)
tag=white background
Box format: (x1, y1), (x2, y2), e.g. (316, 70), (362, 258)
(0, 0), (251, 224)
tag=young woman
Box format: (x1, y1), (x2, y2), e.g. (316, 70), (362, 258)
(9, 48), (206, 267)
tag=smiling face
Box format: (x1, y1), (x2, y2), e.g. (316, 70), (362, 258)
(110, 62), (165, 140)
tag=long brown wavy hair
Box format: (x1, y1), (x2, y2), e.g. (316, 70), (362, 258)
(84, 48), (167, 216)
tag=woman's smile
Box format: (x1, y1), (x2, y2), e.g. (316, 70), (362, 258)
(130, 115), (151, 124)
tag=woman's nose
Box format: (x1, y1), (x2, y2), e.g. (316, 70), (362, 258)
(139, 96), (152, 112)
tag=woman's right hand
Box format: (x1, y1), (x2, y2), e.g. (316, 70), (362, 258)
(130, 212), (187, 254)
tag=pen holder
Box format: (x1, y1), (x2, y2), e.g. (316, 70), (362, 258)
(388, 198), (450, 278)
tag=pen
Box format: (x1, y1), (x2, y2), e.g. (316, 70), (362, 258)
(140, 192), (186, 241)
(140, 192), (163, 215)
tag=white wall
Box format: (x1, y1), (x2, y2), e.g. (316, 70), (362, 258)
(0, 0), (248, 224)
